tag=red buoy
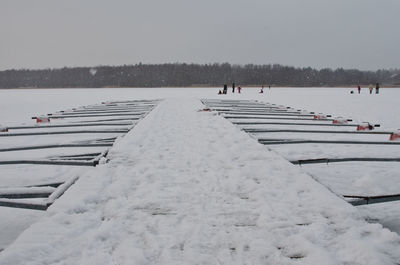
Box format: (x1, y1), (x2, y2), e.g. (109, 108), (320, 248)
(332, 118), (348, 124)
(357, 122), (374, 131)
(389, 132), (400, 141)
(314, 114), (327, 120)
(36, 117), (50, 123)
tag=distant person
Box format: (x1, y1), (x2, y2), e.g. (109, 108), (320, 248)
(223, 84), (228, 94)
(369, 85), (373, 94)
(238, 86), (241, 93)
(376, 82), (380, 94)
(259, 87), (264, 93)
(218, 90), (222, 95)
(357, 85), (361, 94)
(269, 85), (271, 90)
(232, 83), (235, 93)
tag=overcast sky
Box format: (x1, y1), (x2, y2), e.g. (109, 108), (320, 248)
(1, 0), (399, 71)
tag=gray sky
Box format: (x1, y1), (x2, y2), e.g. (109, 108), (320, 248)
(1, 0), (399, 71)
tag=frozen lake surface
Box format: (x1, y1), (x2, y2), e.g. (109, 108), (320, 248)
(1, 87), (399, 129)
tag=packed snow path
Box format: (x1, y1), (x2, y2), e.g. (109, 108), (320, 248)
(1, 99), (399, 264)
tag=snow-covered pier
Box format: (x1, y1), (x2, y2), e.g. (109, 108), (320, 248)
(0, 100), (158, 212)
(0, 98), (399, 264)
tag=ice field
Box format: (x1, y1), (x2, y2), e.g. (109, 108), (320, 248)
(0, 87), (399, 264)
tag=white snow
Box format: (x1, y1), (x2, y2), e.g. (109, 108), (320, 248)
(0, 87), (400, 264)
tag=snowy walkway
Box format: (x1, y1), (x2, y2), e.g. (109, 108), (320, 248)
(1, 99), (399, 264)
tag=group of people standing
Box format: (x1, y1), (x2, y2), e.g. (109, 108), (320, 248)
(218, 83), (271, 95)
(259, 85), (271, 93)
(218, 83), (241, 94)
(356, 83), (380, 94)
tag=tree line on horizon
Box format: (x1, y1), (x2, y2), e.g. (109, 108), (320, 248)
(0, 63), (399, 88)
